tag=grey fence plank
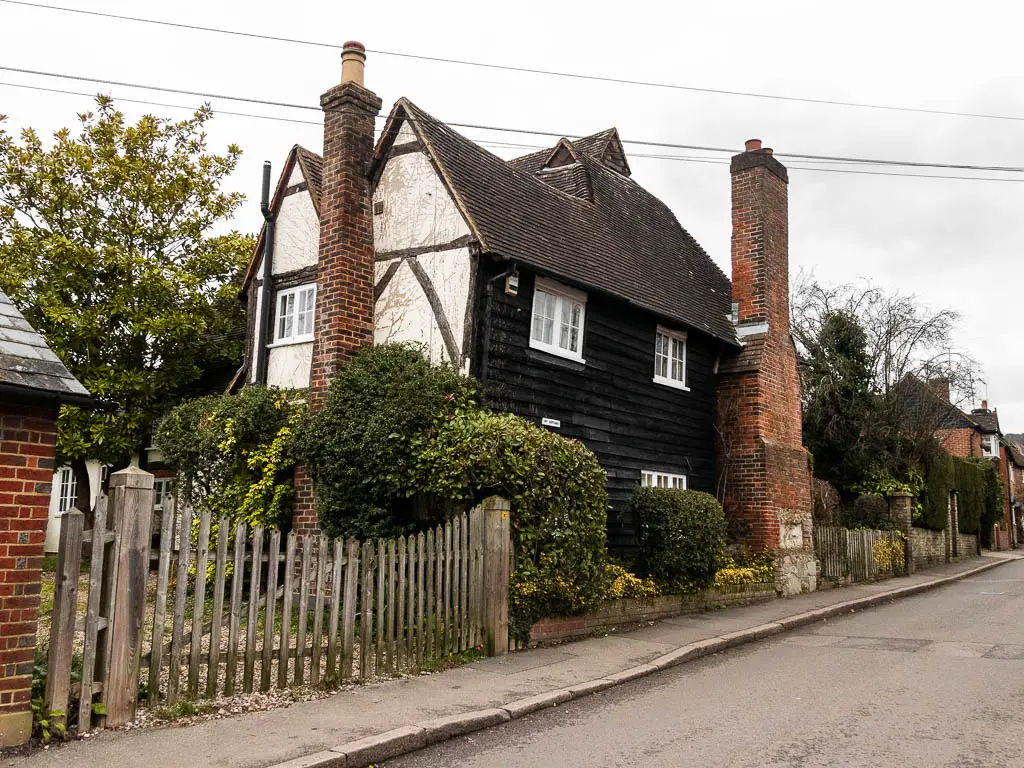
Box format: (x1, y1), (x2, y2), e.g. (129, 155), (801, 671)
(188, 509), (212, 698)
(243, 526), (264, 694)
(295, 534), (311, 685)
(45, 509), (83, 729)
(147, 497), (176, 709)
(167, 504), (194, 705)
(225, 522), (246, 696)
(327, 538), (344, 681)
(376, 538), (385, 674)
(416, 532), (425, 668)
(261, 529), (280, 692)
(80, 498), (109, 732)
(386, 538), (397, 674)
(397, 536), (407, 670)
(360, 540), (374, 680)
(425, 529), (435, 661)
(206, 515), (229, 699)
(278, 532), (296, 689)
(341, 538), (359, 681)
(311, 535), (328, 686)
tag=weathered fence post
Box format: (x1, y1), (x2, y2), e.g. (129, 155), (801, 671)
(44, 509), (84, 728)
(480, 496), (511, 657)
(890, 493), (914, 575)
(104, 465), (155, 727)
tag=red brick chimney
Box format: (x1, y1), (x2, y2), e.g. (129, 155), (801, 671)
(309, 41), (382, 403)
(294, 42), (382, 535)
(716, 139), (816, 594)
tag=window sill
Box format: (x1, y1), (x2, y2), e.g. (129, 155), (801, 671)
(653, 375), (690, 392)
(529, 338), (585, 365)
(266, 337), (314, 349)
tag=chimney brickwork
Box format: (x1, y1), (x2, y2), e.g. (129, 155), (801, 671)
(716, 143), (816, 594)
(294, 43), (381, 535)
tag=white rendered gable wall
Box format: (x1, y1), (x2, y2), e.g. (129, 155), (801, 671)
(373, 123), (474, 366)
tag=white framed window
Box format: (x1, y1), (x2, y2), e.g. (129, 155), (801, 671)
(153, 478), (174, 512)
(56, 467), (77, 513)
(641, 470), (688, 490)
(653, 326), (688, 390)
(529, 277), (586, 363)
(982, 433), (999, 458)
(274, 284), (316, 344)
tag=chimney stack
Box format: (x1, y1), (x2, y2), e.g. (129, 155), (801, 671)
(716, 137), (815, 594)
(308, 40), (382, 405)
(296, 41), (382, 535)
(927, 377), (951, 403)
(982, 399), (989, 410)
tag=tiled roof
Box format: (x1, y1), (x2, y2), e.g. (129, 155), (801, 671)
(970, 408), (1000, 433)
(0, 289), (90, 399)
(389, 100), (736, 344)
(295, 146), (323, 212)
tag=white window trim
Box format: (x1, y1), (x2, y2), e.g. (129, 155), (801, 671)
(528, 276), (587, 364)
(153, 477), (174, 512)
(57, 466), (77, 514)
(982, 433), (1000, 458)
(653, 325), (690, 391)
(641, 470), (688, 490)
(270, 283), (316, 346)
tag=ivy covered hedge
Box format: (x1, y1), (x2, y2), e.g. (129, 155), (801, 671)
(155, 386), (302, 528)
(919, 439), (1004, 545)
(295, 344), (611, 642)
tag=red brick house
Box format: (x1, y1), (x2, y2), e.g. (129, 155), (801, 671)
(0, 288), (94, 746)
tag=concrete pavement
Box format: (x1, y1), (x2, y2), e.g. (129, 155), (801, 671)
(387, 553), (1024, 768)
(4, 553), (1016, 768)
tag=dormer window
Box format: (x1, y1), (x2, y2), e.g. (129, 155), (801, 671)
(529, 277), (586, 363)
(982, 433), (999, 458)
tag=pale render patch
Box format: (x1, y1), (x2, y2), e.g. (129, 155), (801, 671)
(267, 342), (313, 389)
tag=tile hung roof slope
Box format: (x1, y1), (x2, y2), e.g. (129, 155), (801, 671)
(394, 100), (737, 344)
(0, 288), (90, 398)
(970, 408), (1000, 433)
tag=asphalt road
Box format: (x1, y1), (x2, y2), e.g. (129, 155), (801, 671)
(387, 560), (1024, 767)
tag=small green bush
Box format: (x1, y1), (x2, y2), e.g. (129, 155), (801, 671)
(631, 488), (727, 592)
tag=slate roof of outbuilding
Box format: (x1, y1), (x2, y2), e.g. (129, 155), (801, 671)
(381, 99), (736, 344)
(0, 289), (90, 398)
(970, 408), (1000, 434)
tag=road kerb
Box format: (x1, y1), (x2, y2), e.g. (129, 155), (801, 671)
(269, 557), (1012, 768)
(501, 690), (572, 719)
(416, 709), (511, 744)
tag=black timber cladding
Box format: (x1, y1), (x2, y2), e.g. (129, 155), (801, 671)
(475, 260), (720, 555)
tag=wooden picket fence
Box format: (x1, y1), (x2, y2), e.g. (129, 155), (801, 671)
(813, 526), (906, 584)
(45, 467), (511, 734)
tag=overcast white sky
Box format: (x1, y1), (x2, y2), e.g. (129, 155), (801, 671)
(3, 0), (1023, 426)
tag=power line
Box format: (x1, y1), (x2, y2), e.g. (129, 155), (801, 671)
(3, 0), (1023, 125)
(0, 81), (323, 126)
(4, 64), (1024, 176)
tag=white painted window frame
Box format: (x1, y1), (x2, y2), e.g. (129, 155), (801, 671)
(57, 466), (77, 513)
(653, 325), (689, 391)
(641, 470), (688, 490)
(272, 283), (316, 346)
(529, 276), (587, 363)
(982, 433), (999, 458)
(153, 477), (174, 512)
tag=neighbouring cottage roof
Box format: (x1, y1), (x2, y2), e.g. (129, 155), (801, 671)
(1005, 434), (1024, 466)
(969, 408), (1000, 434)
(374, 99), (737, 345)
(0, 289), (92, 402)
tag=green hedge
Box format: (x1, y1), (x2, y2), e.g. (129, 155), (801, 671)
(630, 488), (727, 592)
(919, 443), (954, 531)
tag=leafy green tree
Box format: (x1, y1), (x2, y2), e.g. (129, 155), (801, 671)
(800, 310), (877, 493)
(0, 97), (251, 505)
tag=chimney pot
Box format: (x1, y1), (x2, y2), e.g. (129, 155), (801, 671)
(341, 41), (367, 86)
(982, 399), (989, 410)
(744, 138), (762, 152)
(764, 148), (773, 155)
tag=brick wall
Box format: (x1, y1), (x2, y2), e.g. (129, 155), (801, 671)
(294, 45), (382, 535)
(528, 584), (776, 646)
(935, 427), (981, 458)
(956, 532), (979, 557)
(716, 144), (812, 553)
(911, 527), (947, 570)
(0, 402), (58, 746)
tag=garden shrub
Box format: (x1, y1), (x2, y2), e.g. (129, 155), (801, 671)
(297, 344), (611, 643)
(156, 386), (301, 528)
(713, 553), (775, 588)
(604, 563), (659, 600)
(416, 410), (610, 641)
(843, 494), (892, 530)
(630, 488), (727, 592)
(295, 343), (477, 539)
(954, 456), (988, 535)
